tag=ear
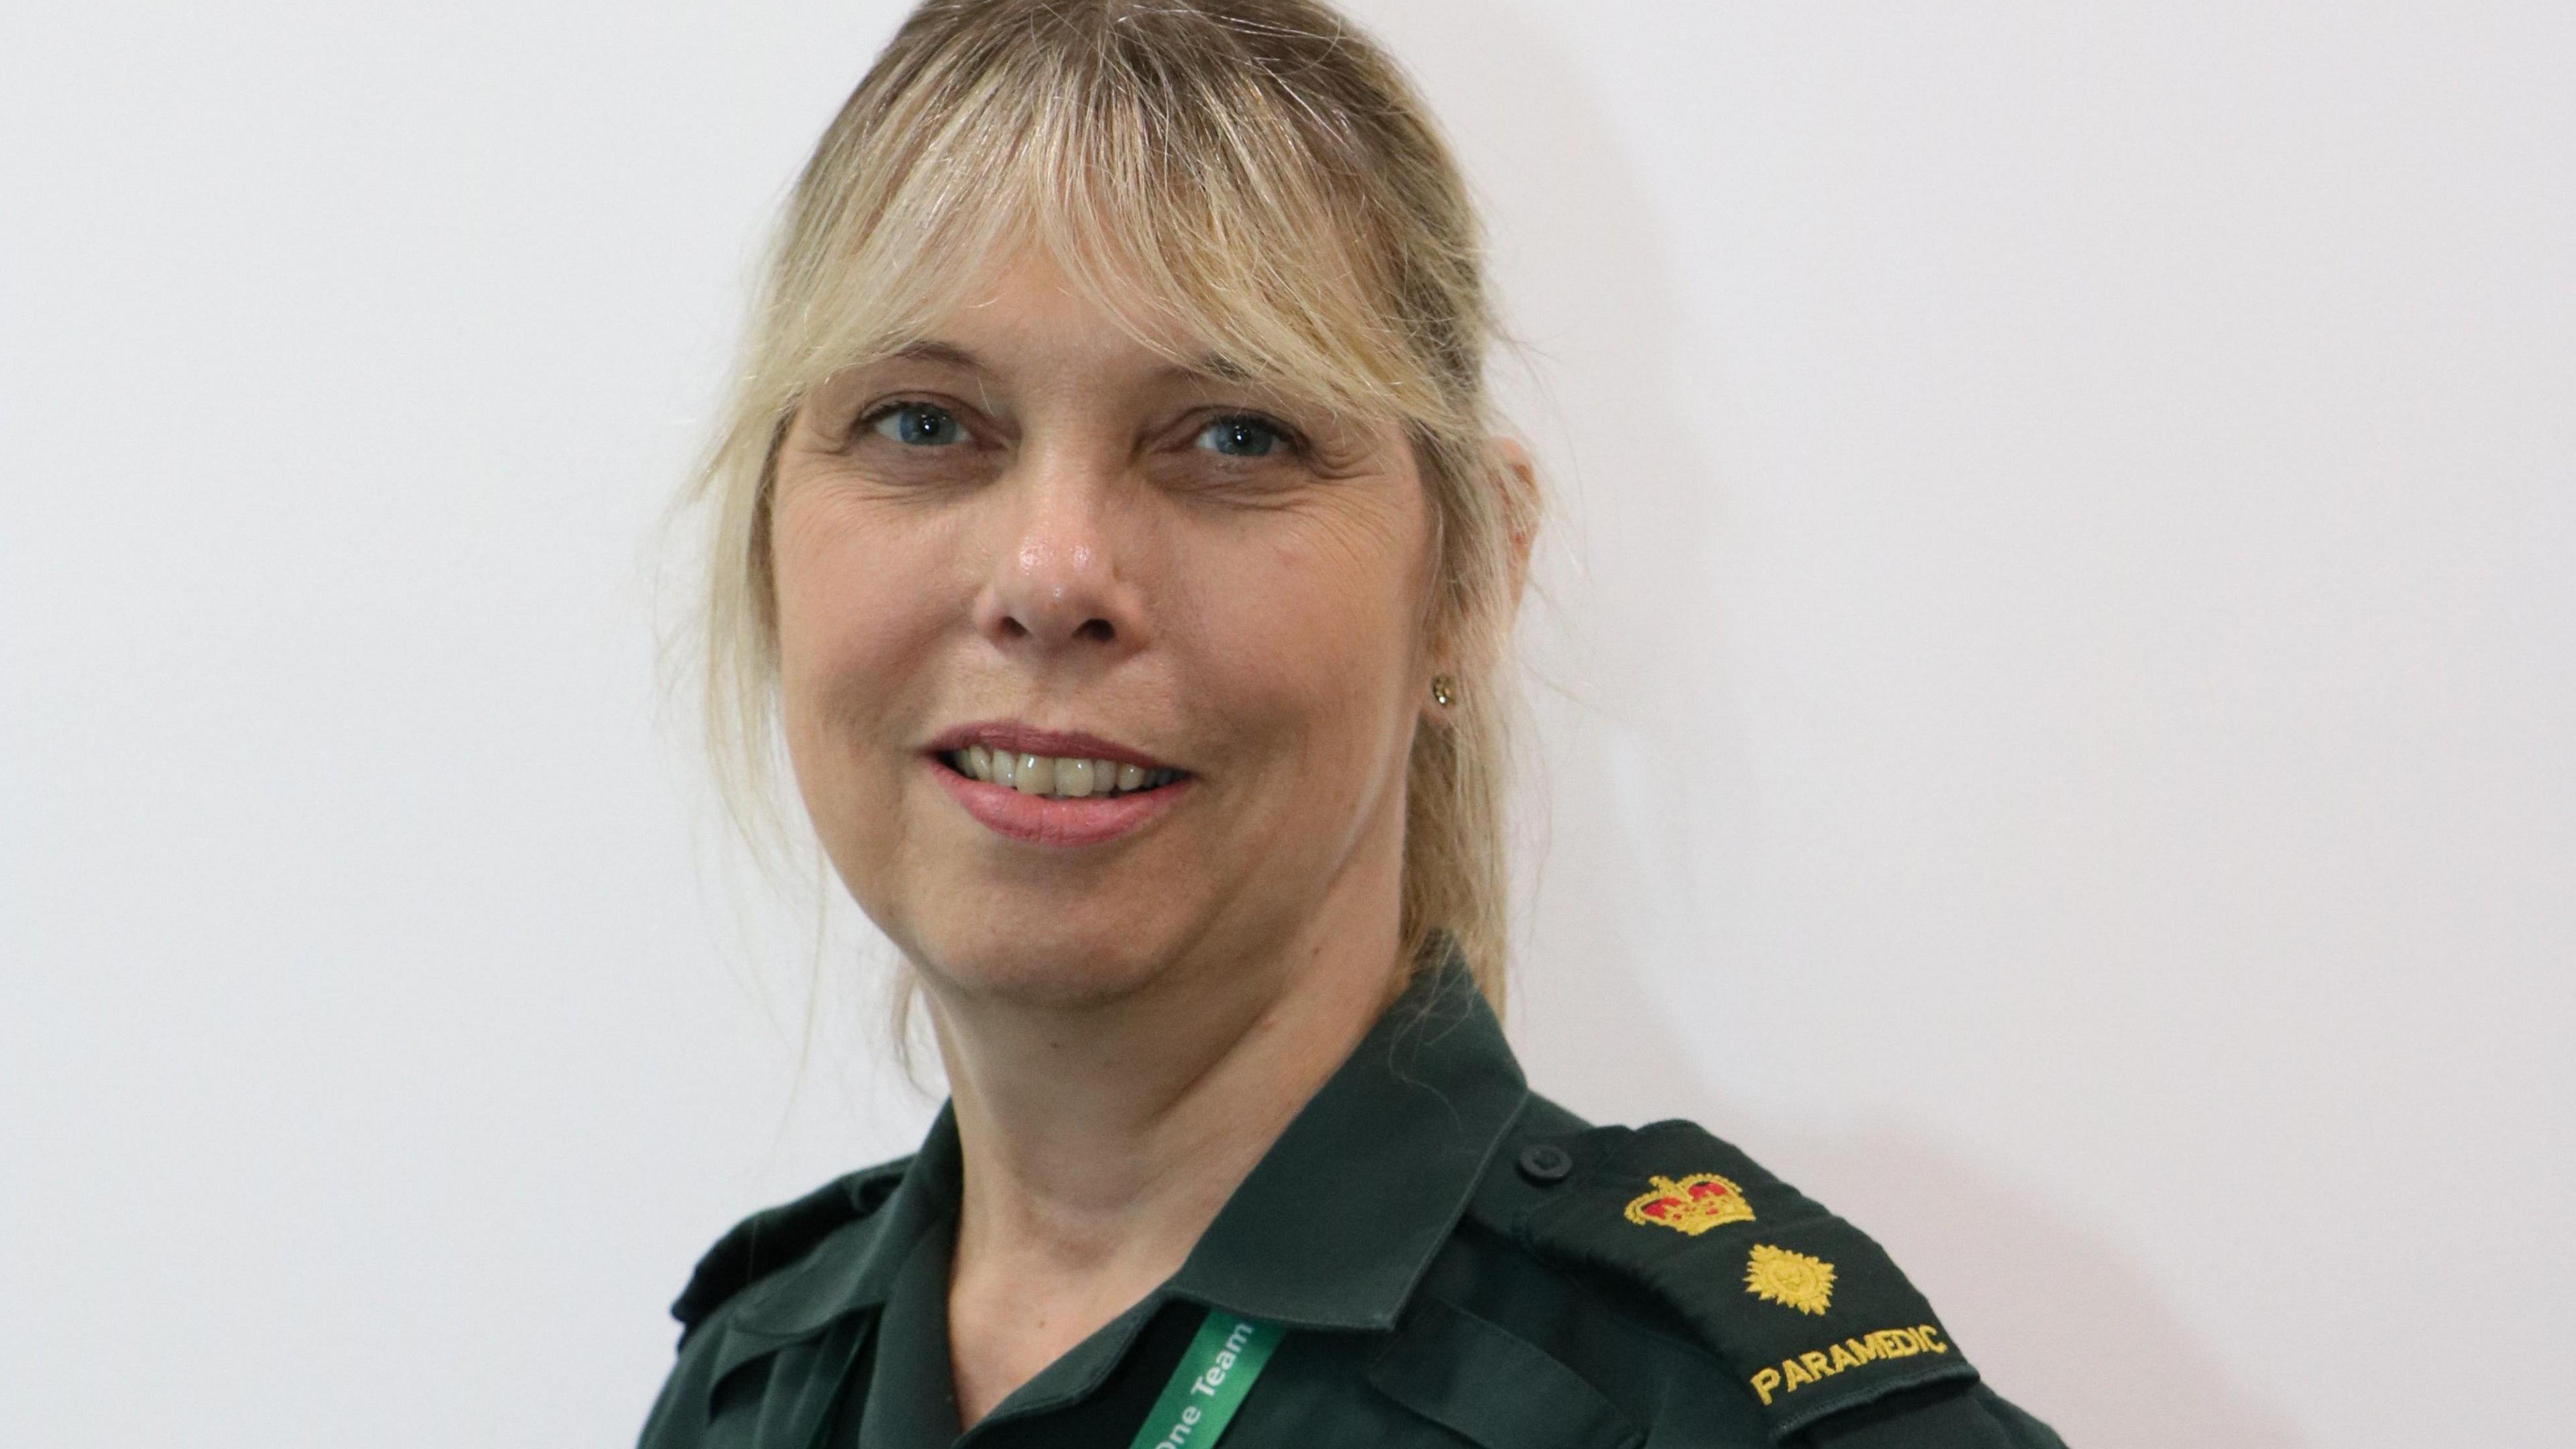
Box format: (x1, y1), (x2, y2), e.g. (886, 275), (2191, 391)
(1494, 437), (1538, 616)
(1421, 438), (1540, 709)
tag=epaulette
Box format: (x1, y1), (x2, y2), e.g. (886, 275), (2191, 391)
(1485, 1118), (1980, 1442)
(668, 1157), (912, 1344)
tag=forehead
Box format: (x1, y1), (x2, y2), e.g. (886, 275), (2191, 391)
(930, 245), (1218, 373)
(856, 239), (1299, 418)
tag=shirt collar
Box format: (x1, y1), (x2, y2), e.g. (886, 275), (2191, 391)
(1166, 938), (1529, 1330)
(726, 1108), (962, 1341)
(731, 935), (1527, 1341)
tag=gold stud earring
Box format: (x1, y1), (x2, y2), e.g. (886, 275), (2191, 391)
(1430, 675), (1456, 708)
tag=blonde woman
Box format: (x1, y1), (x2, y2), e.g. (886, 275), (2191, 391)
(643, 3), (2064, 1446)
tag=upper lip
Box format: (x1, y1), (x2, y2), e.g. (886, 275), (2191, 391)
(926, 721), (1183, 772)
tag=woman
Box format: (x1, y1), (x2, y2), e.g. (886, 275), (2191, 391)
(643, 2), (2065, 1446)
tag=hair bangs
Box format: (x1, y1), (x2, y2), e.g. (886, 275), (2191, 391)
(755, 7), (1446, 435)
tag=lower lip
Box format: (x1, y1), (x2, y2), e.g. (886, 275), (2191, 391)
(928, 756), (1193, 847)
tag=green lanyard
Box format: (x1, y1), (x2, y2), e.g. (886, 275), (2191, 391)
(1124, 1308), (1285, 1449)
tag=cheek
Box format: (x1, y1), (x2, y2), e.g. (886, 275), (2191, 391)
(770, 494), (945, 765)
(1191, 496), (1428, 774)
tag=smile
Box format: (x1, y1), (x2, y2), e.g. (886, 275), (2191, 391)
(924, 727), (1197, 848)
(942, 746), (1186, 800)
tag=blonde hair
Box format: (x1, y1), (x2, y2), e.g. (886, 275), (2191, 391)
(688, 0), (1537, 1009)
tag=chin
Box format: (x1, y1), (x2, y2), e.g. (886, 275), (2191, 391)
(910, 918), (1181, 1010)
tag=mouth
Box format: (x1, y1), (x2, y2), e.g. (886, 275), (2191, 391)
(923, 724), (1197, 847)
(937, 746), (1188, 800)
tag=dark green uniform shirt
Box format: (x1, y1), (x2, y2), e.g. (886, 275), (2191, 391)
(639, 950), (2068, 1449)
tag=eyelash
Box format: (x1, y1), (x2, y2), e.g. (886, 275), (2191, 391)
(1196, 412), (1306, 460)
(851, 401), (1309, 460)
(854, 400), (966, 447)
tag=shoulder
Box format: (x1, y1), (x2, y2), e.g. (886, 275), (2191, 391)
(665, 1154), (914, 1346)
(1415, 1097), (2065, 1448)
(637, 1157), (916, 1448)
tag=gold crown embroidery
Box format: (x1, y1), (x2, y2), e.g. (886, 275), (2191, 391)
(1623, 1173), (1756, 1236)
(1744, 1243), (1836, 1316)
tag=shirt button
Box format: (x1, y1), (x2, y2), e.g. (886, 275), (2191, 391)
(1517, 1143), (1573, 1185)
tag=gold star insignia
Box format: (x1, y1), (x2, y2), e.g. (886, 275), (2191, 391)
(1744, 1243), (1835, 1315)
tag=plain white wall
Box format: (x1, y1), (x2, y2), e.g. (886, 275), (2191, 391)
(5, 3), (2569, 1444)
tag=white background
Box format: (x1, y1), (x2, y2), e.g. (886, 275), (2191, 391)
(5, 3), (2569, 1444)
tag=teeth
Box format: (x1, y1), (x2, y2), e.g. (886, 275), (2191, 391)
(1059, 757), (1095, 796)
(950, 749), (1179, 799)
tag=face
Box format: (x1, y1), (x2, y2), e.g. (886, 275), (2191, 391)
(769, 247), (1440, 1010)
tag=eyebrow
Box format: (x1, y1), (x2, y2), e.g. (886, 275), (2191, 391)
(889, 339), (987, 372)
(888, 339), (1253, 388)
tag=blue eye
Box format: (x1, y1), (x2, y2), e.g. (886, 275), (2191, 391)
(872, 404), (963, 447)
(1195, 415), (1287, 458)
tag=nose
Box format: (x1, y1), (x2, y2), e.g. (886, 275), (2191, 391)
(973, 447), (1145, 660)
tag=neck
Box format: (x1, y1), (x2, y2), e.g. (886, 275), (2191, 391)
(926, 890), (1406, 1424)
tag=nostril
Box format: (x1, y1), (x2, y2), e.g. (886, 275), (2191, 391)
(1077, 618), (1115, 642)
